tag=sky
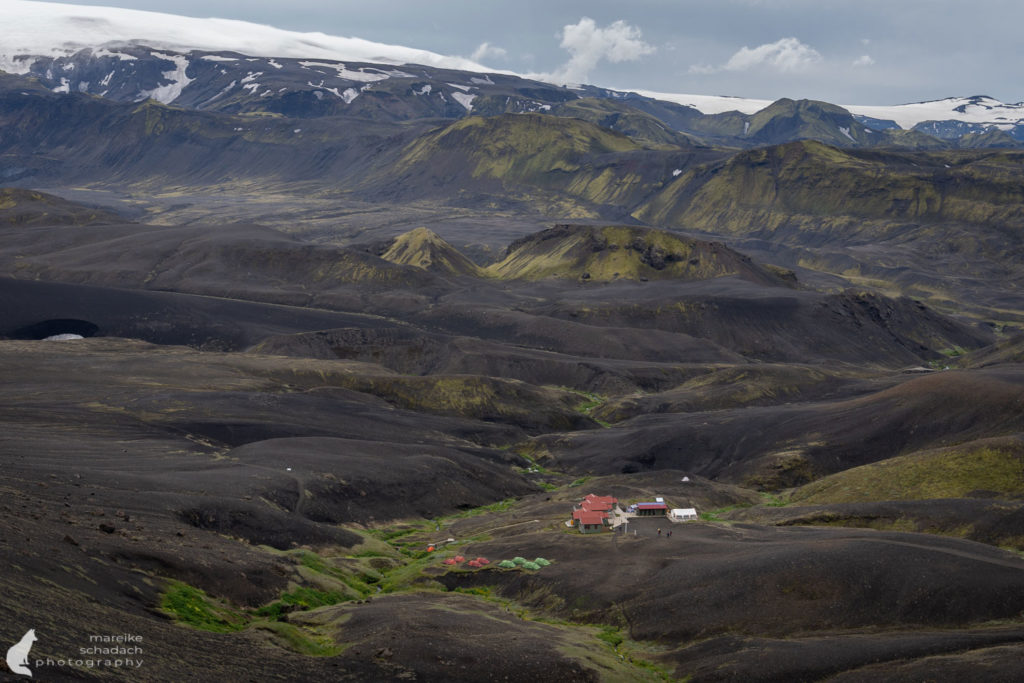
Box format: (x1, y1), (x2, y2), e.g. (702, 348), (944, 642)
(43, 0), (1024, 105)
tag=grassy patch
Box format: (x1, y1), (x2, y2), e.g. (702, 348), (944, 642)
(452, 498), (516, 519)
(451, 586), (495, 598)
(699, 503), (752, 521)
(281, 586), (348, 609)
(255, 588), (350, 622)
(760, 492), (790, 507)
(377, 552), (446, 593)
(563, 388), (613, 428)
(253, 621), (344, 657)
(596, 626), (624, 648)
(367, 526), (421, 542)
(160, 581), (247, 633)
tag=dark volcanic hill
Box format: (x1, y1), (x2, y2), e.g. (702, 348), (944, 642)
(0, 187), (122, 225)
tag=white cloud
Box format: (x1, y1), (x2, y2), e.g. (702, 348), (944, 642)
(687, 63), (716, 75)
(538, 17), (654, 84)
(692, 37), (822, 75)
(723, 37), (822, 72)
(852, 54), (875, 67)
(470, 42), (508, 63)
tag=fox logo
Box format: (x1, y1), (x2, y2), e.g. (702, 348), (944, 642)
(5, 629), (37, 677)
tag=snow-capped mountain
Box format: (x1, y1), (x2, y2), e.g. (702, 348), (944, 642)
(0, 0), (495, 75)
(1, 1), (1022, 143)
(636, 90), (1024, 135)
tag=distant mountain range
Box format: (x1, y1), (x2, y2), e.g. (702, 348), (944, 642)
(1, 1), (1022, 148)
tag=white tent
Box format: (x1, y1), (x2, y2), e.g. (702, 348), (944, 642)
(671, 508), (698, 521)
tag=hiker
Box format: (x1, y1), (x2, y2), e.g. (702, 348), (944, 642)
(657, 528), (661, 536)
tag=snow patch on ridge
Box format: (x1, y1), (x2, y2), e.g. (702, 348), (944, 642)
(298, 61), (392, 82)
(93, 48), (136, 61)
(452, 92), (476, 111)
(0, 55), (37, 75)
(137, 51), (193, 103)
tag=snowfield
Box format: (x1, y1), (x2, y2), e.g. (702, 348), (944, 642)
(0, 0), (496, 73)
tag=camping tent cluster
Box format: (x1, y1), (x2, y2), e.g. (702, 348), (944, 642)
(441, 555), (490, 568)
(497, 557), (551, 570)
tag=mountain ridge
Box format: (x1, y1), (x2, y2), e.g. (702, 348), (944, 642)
(1, 2), (1021, 146)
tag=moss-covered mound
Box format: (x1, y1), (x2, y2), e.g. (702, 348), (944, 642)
(486, 224), (789, 284)
(379, 227), (484, 277)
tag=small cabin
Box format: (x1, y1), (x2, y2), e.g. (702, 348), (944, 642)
(632, 502), (669, 517)
(671, 507), (699, 521)
(576, 510), (608, 534)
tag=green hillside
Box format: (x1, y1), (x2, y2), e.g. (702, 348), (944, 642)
(486, 224), (786, 283)
(790, 437), (1024, 503)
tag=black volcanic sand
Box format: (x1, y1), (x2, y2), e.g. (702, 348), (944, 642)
(0, 276), (409, 350)
(0, 212), (1022, 679)
(534, 366), (1024, 487)
(0, 220), (994, 369)
(736, 498), (1024, 551)
(437, 514), (1024, 681)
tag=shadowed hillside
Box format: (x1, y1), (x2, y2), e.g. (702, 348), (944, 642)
(533, 367), (1024, 487)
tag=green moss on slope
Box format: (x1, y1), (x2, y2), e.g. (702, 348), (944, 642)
(791, 438), (1024, 504)
(486, 223), (783, 284)
(379, 227), (484, 277)
(634, 140), (1024, 241)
